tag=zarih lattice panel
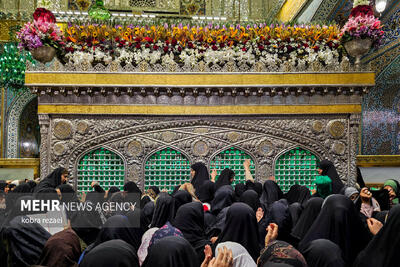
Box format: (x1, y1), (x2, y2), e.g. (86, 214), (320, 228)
(210, 148), (256, 186)
(77, 147), (125, 192)
(274, 147), (320, 192)
(144, 148), (191, 192)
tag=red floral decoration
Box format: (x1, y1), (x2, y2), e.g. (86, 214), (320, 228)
(33, 8), (56, 23)
(350, 5), (374, 18)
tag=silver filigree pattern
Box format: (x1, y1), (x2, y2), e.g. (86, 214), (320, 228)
(38, 116), (358, 190)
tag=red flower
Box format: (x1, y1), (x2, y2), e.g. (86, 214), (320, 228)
(145, 43), (150, 48)
(163, 46), (169, 53)
(144, 37), (153, 43)
(220, 43), (225, 48)
(136, 43), (141, 49)
(33, 8), (56, 23)
(177, 46), (182, 52)
(171, 39), (177, 46)
(153, 45), (159, 50)
(242, 47), (247, 52)
(212, 45), (218, 51)
(313, 46), (319, 52)
(135, 37), (141, 42)
(350, 5), (373, 17)
(258, 45), (264, 51)
(188, 42), (194, 48)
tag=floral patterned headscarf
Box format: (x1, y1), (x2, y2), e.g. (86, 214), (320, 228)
(258, 240), (308, 267)
(148, 221), (183, 252)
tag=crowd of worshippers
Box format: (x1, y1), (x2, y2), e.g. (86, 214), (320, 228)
(0, 159), (399, 267)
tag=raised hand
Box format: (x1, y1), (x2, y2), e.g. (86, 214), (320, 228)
(210, 246), (233, 267)
(360, 187), (372, 201)
(256, 207), (264, 223)
(211, 169), (218, 182)
(201, 245), (213, 267)
(243, 159), (251, 170)
(265, 223), (279, 247)
(201, 245), (233, 267)
(367, 217), (383, 235)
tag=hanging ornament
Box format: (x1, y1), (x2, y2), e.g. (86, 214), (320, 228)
(88, 0), (112, 20)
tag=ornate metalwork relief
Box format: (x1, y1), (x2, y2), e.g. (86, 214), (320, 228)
(40, 116), (359, 188)
(311, 121), (325, 134)
(126, 140), (143, 157)
(327, 120), (346, 139)
(53, 120), (73, 140)
(192, 140), (209, 156)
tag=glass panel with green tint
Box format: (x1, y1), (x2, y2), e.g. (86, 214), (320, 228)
(144, 148), (191, 193)
(274, 147), (320, 193)
(76, 147), (125, 192)
(210, 147), (255, 186)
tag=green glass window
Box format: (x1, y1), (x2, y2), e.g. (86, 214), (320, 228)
(77, 147), (125, 192)
(144, 148), (191, 193)
(274, 147), (320, 192)
(210, 147), (255, 185)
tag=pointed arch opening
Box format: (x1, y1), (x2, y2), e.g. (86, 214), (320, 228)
(274, 147), (321, 192)
(144, 148), (191, 192)
(76, 147), (125, 192)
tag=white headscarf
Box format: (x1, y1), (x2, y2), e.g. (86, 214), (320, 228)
(216, 241), (257, 267)
(137, 227), (159, 266)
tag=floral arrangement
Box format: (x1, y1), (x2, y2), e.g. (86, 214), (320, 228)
(17, 8), (64, 51)
(60, 23), (346, 70)
(341, 1), (384, 47)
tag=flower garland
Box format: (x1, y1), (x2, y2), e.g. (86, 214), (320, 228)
(61, 23), (345, 70)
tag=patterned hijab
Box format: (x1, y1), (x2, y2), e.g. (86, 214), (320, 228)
(148, 221), (183, 251)
(137, 227), (159, 266)
(258, 240), (308, 267)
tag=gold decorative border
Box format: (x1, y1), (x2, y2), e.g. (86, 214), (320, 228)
(38, 104), (361, 115)
(356, 155), (400, 167)
(277, 0), (309, 22)
(0, 20), (24, 43)
(0, 158), (40, 178)
(25, 72), (376, 86)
